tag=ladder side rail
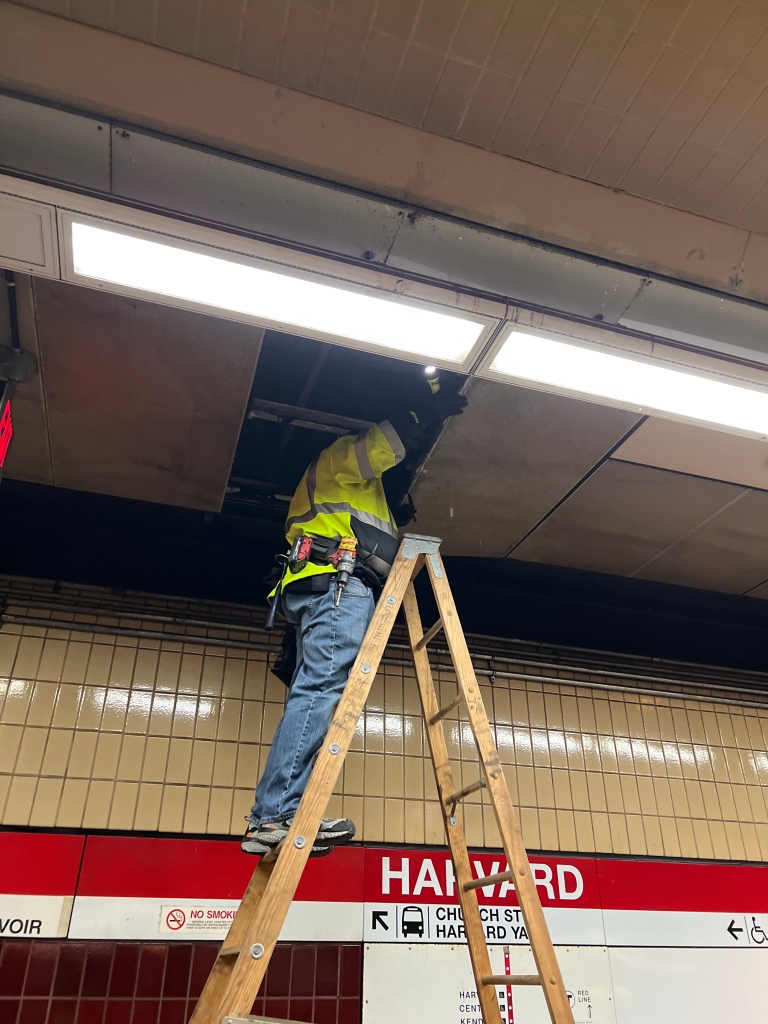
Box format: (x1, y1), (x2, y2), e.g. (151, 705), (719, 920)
(425, 555), (576, 1024)
(196, 551), (421, 1023)
(189, 861), (275, 1024)
(402, 584), (502, 1024)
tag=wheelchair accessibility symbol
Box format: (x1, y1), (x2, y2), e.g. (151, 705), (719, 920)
(750, 917), (767, 945)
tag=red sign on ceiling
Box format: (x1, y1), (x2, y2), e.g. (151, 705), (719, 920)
(0, 393), (12, 468)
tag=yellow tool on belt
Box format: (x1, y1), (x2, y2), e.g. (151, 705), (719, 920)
(333, 536), (357, 605)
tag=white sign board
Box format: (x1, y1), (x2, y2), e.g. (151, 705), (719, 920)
(363, 944), (615, 1024)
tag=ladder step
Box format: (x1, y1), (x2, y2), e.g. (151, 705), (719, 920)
(429, 691), (464, 725)
(445, 778), (486, 806)
(222, 1016), (310, 1023)
(464, 869), (515, 892)
(218, 946), (242, 958)
(415, 616), (444, 650)
(482, 975), (542, 987)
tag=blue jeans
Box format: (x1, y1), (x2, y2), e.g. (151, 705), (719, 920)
(250, 576), (375, 825)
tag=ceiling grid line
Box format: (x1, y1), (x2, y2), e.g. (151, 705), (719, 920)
(503, 415), (648, 559)
(523, 0), (656, 173)
(628, 485), (752, 578)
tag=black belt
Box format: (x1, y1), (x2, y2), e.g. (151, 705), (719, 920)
(304, 535), (392, 578)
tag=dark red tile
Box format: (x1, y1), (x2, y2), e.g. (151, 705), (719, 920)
(53, 944), (86, 997)
(162, 946), (191, 1000)
(24, 943), (59, 997)
(315, 946), (339, 997)
(314, 997), (338, 1024)
(188, 945), (218, 998)
(0, 997), (20, 1024)
(339, 946), (361, 998)
(265, 944), (292, 997)
(288, 997), (313, 1022)
(82, 945), (114, 998)
(109, 946), (140, 998)
(48, 998), (78, 1024)
(0, 943), (31, 995)
(157, 999), (185, 1024)
(130, 1001), (160, 1024)
(104, 1001), (132, 1024)
(136, 946), (166, 999)
(18, 999), (47, 1024)
(76, 1000), (107, 1024)
(264, 998), (290, 1019)
(337, 998), (361, 1024)
(291, 946), (316, 998)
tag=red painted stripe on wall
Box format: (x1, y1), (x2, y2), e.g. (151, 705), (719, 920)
(75, 835), (365, 901)
(0, 832), (84, 895)
(596, 859), (768, 913)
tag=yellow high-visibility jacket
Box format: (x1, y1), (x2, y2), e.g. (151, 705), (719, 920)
(280, 420), (405, 589)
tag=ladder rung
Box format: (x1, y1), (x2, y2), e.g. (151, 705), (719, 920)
(482, 975), (542, 987)
(444, 778), (486, 806)
(222, 1016), (310, 1023)
(415, 616), (444, 650)
(464, 869), (515, 891)
(218, 946), (242, 958)
(429, 691), (464, 725)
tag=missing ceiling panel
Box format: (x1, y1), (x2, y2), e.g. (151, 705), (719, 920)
(32, 280), (263, 511)
(613, 418), (768, 491)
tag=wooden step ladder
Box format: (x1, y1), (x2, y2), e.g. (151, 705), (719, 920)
(190, 534), (575, 1024)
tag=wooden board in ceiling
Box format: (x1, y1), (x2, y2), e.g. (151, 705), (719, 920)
(32, 279), (262, 511)
(410, 377), (641, 557)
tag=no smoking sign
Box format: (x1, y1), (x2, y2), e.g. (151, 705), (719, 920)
(165, 908), (186, 931)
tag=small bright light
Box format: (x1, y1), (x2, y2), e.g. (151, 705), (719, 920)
(490, 329), (768, 439)
(70, 221), (486, 365)
(424, 365), (437, 375)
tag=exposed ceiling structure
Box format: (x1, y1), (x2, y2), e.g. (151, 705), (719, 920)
(16, 0), (768, 237)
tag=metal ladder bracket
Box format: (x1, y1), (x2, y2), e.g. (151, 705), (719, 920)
(400, 533), (443, 577)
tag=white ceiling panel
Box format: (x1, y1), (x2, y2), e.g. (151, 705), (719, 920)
(511, 461), (746, 577)
(410, 378), (641, 557)
(635, 490), (768, 595)
(614, 418), (768, 491)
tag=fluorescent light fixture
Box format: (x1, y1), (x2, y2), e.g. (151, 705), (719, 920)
(487, 327), (768, 440)
(68, 220), (486, 365)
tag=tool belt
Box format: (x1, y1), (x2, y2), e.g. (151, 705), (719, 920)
(290, 534), (392, 579)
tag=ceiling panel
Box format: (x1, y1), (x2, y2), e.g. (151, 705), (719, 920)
(32, 279), (262, 511)
(511, 460), (746, 576)
(613, 417), (768, 490)
(409, 378), (641, 557)
(634, 488), (768, 594)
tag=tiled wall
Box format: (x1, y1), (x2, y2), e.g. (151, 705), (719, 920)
(0, 939), (362, 1024)
(2, 575), (768, 860)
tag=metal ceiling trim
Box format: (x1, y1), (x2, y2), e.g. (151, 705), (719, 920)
(4, 91), (768, 370)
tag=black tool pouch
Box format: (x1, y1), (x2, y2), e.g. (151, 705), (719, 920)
(271, 626), (297, 687)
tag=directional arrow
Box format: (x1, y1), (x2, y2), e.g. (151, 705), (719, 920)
(372, 910), (389, 931)
(727, 919), (744, 941)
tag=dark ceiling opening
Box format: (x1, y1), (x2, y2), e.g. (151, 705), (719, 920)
(228, 328), (466, 526)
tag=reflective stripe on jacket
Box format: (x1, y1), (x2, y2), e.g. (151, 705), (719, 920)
(280, 420), (405, 589)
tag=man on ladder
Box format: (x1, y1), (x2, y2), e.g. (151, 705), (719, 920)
(242, 381), (468, 859)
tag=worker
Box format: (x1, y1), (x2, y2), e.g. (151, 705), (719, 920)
(242, 383), (467, 858)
